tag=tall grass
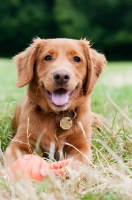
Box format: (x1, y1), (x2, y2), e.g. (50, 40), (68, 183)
(0, 59), (132, 199)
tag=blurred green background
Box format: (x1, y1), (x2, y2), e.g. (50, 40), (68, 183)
(0, 0), (132, 60)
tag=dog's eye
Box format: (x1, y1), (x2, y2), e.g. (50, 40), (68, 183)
(73, 56), (81, 62)
(44, 55), (52, 61)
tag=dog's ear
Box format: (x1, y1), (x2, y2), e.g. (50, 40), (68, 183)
(81, 39), (106, 95)
(88, 48), (107, 94)
(13, 38), (42, 88)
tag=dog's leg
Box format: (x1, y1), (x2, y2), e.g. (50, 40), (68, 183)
(91, 112), (108, 128)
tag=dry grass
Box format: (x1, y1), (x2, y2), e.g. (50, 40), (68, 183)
(0, 59), (132, 199)
(0, 115), (132, 200)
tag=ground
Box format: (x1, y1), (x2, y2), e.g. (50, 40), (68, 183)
(0, 59), (132, 200)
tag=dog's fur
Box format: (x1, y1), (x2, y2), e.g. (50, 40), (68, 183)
(4, 38), (106, 165)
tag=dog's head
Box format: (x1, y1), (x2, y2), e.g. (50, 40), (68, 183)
(14, 38), (106, 112)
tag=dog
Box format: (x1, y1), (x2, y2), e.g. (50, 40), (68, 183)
(4, 38), (106, 166)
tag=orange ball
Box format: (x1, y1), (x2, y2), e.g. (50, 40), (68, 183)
(11, 154), (71, 181)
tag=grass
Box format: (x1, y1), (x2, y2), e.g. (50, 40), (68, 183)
(0, 59), (132, 199)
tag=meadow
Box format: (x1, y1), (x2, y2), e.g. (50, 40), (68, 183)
(0, 59), (132, 199)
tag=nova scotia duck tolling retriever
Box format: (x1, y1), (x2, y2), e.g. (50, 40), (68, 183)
(4, 38), (107, 166)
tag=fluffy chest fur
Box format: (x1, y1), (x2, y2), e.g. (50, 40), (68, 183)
(13, 96), (92, 162)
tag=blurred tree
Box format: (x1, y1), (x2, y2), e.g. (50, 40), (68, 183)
(71, 0), (132, 60)
(0, 0), (132, 60)
(54, 0), (88, 39)
(0, 0), (58, 56)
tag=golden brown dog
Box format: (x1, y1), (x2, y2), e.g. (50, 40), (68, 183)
(4, 38), (106, 166)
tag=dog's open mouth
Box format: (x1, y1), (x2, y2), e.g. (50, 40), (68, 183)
(45, 88), (76, 107)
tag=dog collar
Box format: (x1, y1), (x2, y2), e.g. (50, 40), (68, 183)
(37, 104), (77, 130)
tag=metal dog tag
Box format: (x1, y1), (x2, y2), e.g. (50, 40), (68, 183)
(60, 117), (72, 130)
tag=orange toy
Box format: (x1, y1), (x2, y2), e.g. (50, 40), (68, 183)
(11, 154), (71, 181)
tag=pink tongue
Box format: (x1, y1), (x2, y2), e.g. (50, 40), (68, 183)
(52, 89), (69, 106)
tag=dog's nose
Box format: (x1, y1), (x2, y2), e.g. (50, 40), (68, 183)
(53, 70), (70, 84)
